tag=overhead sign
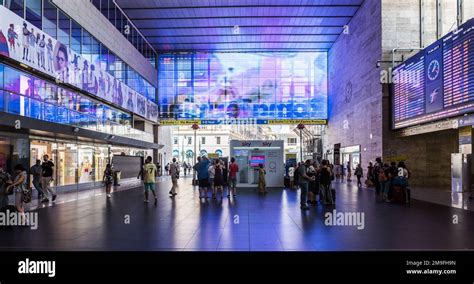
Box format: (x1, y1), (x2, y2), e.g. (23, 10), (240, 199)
(159, 119), (327, 125)
(392, 18), (474, 130)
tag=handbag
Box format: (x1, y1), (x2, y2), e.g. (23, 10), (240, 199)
(22, 187), (32, 204)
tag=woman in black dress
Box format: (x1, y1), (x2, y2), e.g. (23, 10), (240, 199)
(213, 159), (224, 200)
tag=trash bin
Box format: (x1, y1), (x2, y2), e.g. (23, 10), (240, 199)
(113, 170), (121, 186)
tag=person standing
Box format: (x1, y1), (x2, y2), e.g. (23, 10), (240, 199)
(194, 156), (210, 199)
(288, 163), (295, 189)
(298, 160), (314, 210)
(346, 161), (352, 182)
(373, 157), (383, 196)
(367, 162), (374, 186)
(354, 163), (363, 187)
(228, 157), (239, 198)
(319, 160), (333, 205)
(258, 164), (267, 194)
(30, 160), (44, 201)
(41, 154), (56, 203)
(169, 158), (179, 197)
(208, 160), (216, 198)
(379, 163), (391, 202)
(213, 159), (224, 200)
(143, 156), (158, 204)
(103, 164), (114, 198)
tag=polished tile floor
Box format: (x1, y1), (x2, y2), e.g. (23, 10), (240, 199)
(2, 176), (474, 251)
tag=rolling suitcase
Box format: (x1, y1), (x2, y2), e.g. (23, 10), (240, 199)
(284, 176), (290, 188)
(392, 186), (409, 204)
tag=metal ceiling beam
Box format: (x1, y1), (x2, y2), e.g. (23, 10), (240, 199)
(130, 16), (353, 21)
(137, 25), (346, 30)
(155, 48), (330, 53)
(144, 33), (341, 38)
(150, 41), (335, 45)
(121, 4), (361, 10)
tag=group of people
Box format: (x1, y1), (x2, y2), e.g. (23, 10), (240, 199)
(193, 156), (239, 200)
(288, 159), (336, 210)
(367, 158), (410, 202)
(0, 154), (57, 215)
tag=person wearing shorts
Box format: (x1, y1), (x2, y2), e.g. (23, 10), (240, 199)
(194, 156), (210, 199)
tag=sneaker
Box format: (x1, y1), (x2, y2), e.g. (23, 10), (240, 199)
(300, 205), (310, 210)
(173, 193), (177, 196)
(41, 198), (49, 203)
(169, 190), (172, 194)
(106, 194), (111, 198)
(52, 195), (57, 202)
(144, 199), (149, 203)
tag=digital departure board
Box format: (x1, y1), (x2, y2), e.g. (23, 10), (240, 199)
(392, 18), (474, 129)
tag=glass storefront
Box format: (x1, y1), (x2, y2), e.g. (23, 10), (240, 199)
(0, 63), (154, 142)
(26, 137), (150, 196)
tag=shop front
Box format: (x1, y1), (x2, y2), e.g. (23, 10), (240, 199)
(341, 145), (361, 171)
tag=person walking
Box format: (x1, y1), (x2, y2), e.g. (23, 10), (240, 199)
(30, 160), (44, 201)
(258, 164), (267, 194)
(228, 157), (239, 198)
(213, 159), (224, 200)
(346, 161), (352, 182)
(194, 156), (210, 199)
(103, 164), (114, 198)
(354, 163), (364, 187)
(0, 168), (12, 209)
(143, 156), (158, 204)
(41, 154), (56, 203)
(6, 164), (27, 214)
(169, 158), (179, 197)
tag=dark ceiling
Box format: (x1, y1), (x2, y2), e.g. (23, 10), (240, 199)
(116, 0), (364, 53)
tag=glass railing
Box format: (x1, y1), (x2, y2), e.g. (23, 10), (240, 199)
(1, 91), (154, 143)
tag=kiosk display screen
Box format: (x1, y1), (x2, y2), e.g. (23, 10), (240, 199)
(250, 156), (265, 167)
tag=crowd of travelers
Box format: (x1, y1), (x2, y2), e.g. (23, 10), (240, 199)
(286, 156), (411, 209)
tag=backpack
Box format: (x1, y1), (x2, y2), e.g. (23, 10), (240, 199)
(320, 167), (331, 185)
(378, 170), (387, 182)
(294, 166), (300, 182)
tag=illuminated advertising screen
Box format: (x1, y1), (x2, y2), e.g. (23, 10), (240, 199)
(392, 18), (474, 129)
(158, 52), (327, 124)
(0, 6), (158, 122)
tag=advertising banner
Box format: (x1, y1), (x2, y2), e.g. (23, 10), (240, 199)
(0, 6), (158, 122)
(159, 52), (328, 123)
